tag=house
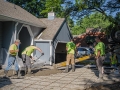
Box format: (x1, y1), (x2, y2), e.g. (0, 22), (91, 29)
(0, 0), (46, 67)
(0, 0), (72, 67)
(35, 18), (72, 65)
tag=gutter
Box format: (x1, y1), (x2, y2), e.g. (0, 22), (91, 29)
(34, 39), (52, 42)
(0, 15), (47, 28)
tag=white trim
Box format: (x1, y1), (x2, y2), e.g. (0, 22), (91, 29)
(49, 41), (52, 65)
(34, 40), (52, 42)
(37, 32), (43, 39)
(17, 24), (23, 39)
(53, 41), (68, 64)
(17, 24), (34, 38)
(14, 22), (18, 40)
(25, 25), (34, 37)
(55, 41), (67, 49)
(17, 25), (34, 56)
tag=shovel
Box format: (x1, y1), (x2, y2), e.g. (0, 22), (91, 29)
(33, 54), (44, 62)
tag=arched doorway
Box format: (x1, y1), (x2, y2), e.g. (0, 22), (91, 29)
(18, 27), (31, 58)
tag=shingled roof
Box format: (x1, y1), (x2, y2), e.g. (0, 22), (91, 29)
(38, 18), (65, 40)
(0, 0), (46, 28)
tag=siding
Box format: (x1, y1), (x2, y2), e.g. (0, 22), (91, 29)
(35, 41), (50, 64)
(30, 26), (43, 38)
(2, 21), (16, 65)
(52, 22), (72, 63)
(53, 22), (72, 47)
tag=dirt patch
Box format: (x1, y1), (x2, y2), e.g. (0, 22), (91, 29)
(26, 68), (63, 76)
(0, 68), (63, 77)
(86, 82), (120, 90)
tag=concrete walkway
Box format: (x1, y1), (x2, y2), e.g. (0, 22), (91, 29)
(0, 67), (120, 90)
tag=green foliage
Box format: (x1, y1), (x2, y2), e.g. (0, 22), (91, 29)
(71, 12), (112, 35)
(7, 0), (47, 18)
(7, 0), (65, 18)
(41, 0), (65, 18)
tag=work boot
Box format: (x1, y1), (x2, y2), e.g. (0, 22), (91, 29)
(72, 65), (75, 72)
(16, 70), (23, 79)
(64, 65), (69, 73)
(24, 66), (27, 74)
(4, 70), (8, 77)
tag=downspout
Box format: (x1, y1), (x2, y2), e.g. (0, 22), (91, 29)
(49, 41), (52, 65)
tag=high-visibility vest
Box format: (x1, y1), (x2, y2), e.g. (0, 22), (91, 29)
(110, 54), (117, 64)
(9, 44), (18, 56)
(22, 46), (36, 56)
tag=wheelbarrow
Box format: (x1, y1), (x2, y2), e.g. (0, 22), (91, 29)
(17, 54), (45, 76)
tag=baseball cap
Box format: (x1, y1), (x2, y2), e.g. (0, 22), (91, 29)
(15, 39), (21, 43)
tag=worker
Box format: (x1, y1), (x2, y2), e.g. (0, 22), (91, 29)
(95, 37), (105, 80)
(4, 39), (21, 78)
(22, 45), (44, 74)
(110, 52), (118, 69)
(65, 39), (76, 73)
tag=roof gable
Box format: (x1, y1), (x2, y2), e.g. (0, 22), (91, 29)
(38, 18), (65, 40)
(0, 0), (46, 28)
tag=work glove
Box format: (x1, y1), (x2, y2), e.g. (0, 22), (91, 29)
(41, 52), (44, 56)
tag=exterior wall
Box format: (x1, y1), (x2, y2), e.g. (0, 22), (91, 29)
(53, 22), (72, 63)
(35, 41), (50, 64)
(53, 22), (72, 47)
(30, 26), (43, 38)
(2, 21), (16, 65)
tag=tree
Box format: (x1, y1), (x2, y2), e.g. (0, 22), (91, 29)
(71, 12), (112, 35)
(7, 0), (65, 18)
(64, 0), (120, 24)
(41, 0), (65, 18)
(7, 0), (47, 18)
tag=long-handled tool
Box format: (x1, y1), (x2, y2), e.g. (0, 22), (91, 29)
(33, 54), (44, 62)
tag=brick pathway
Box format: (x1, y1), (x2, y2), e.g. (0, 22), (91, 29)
(0, 67), (120, 90)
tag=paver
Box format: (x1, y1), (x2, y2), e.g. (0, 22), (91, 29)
(28, 84), (45, 89)
(24, 87), (37, 90)
(61, 87), (73, 90)
(14, 83), (30, 87)
(0, 66), (119, 90)
(55, 80), (71, 84)
(70, 81), (87, 85)
(30, 77), (42, 81)
(10, 79), (23, 83)
(49, 83), (66, 87)
(21, 80), (37, 84)
(39, 81), (51, 86)
(43, 86), (62, 90)
(65, 84), (85, 89)
(60, 77), (75, 81)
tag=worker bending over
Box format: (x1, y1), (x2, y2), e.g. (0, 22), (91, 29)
(22, 45), (44, 74)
